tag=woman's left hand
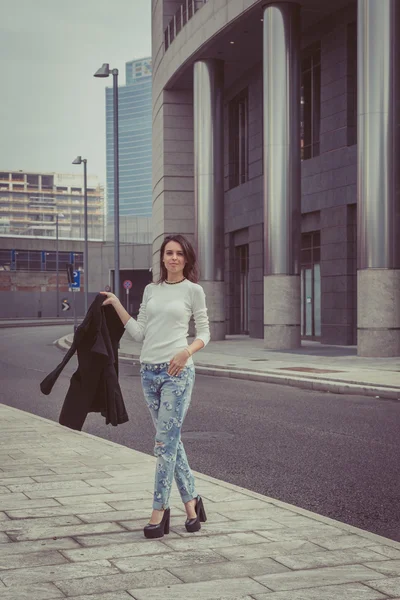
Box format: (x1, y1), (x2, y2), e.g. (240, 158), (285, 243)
(168, 350), (190, 376)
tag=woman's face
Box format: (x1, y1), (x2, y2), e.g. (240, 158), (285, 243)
(163, 240), (187, 277)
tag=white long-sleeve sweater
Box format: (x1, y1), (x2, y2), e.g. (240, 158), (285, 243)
(124, 279), (210, 365)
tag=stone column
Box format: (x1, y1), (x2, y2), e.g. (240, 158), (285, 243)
(193, 59), (225, 340)
(262, 2), (301, 349)
(357, 0), (400, 356)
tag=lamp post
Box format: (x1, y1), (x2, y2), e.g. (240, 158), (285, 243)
(55, 213), (64, 317)
(72, 156), (89, 314)
(94, 62), (120, 299)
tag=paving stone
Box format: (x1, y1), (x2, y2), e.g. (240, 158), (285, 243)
(366, 577), (400, 596)
(64, 593), (133, 600)
(0, 490), (10, 497)
(5, 502), (112, 519)
(0, 498), (59, 511)
(364, 559), (400, 576)
(202, 499), (273, 514)
(0, 477), (36, 487)
(54, 568), (182, 597)
(128, 577), (269, 600)
(169, 556), (290, 583)
(170, 519), (286, 537)
(1, 514), (81, 533)
(56, 491), (150, 505)
(62, 539), (173, 562)
(215, 540), (322, 561)
(309, 534), (376, 551)
(253, 565), (386, 591)
(259, 524), (344, 542)
(368, 545), (400, 559)
(0, 533), (10, 544)
(201, 490), (257, 503)
(0, 537), (80, 557)
(6, 480), (92, 493)
(76, 508), (155, 524)
(0, 549), (68, 570)
(270, 515), (324, 528)
(0, 515), (9, 524)
(252, 582), (388, 599)
(75, 529), (181, 547)
(0, 559), (119, 586)
(24, 486), (110, 499)
(162, 532), (267, 552)
(0, 581), (64, 599)
(7, 521), (126, 542)
(223, 508), (297, 522)
(274, 548), (389, 570)
(113, 548), (226, 573)
(0, 469), (54, 478)
(31, 472), (113, 484)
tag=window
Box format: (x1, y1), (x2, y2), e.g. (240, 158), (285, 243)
(15, 250), (41, 271)
(27, 174), (39, 186)
(347, 22), (357, 146)
(41, 175), (53, 189)
(11, 173), (24, 181)
(0, 250), (12, 270)
(229, 89), (249, 189)
(301, 43), (321, 160)
(301, 231), (321, 337)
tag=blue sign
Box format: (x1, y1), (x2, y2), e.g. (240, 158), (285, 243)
(69, 270), (81, 291)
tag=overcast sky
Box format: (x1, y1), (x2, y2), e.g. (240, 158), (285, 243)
(0, 0), (151, 185)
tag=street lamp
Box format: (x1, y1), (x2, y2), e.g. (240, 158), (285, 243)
(72, 155), (88, 314)
(94, 62), (120, 299)
(55, 213), (65, 317)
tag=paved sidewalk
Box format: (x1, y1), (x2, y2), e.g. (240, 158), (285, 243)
(1, 403), (400, 600)
(57, 332), (400, 400)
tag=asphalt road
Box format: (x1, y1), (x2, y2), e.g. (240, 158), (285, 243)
(1, 325), (400, 542)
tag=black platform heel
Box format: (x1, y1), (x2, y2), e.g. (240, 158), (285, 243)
(144, 508), (170, 539)
(185, 495), (207, 533)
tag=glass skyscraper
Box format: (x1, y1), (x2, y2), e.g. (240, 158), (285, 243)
(106, 57), (152, 242)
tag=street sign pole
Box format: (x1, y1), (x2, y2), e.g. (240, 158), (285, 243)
(126, 287), (129, 311)
(73, 292), (77, 333)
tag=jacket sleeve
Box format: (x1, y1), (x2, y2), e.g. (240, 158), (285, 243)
(124, 284), (149, 343)
(192, 284), (210, 347)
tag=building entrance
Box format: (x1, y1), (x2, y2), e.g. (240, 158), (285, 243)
(301, 231), (321, 338)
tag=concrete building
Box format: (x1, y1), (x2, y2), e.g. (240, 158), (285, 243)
(152, 0), (400, 357)
(106, 58), (153, 243)
(0, 170), (104, 241)
(0, 237), (152, 318)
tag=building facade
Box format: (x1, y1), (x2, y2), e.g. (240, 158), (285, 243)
(152, 0), (400, 357)
(106, 57), (153, 243)
(0, 170), (104, 241)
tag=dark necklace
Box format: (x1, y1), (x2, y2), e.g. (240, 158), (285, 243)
(165, 277), (186, 285)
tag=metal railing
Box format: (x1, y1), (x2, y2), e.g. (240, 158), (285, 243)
(164, 0), (208, 51)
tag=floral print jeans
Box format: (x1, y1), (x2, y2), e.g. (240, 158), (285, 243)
(140, 362), (197, 510)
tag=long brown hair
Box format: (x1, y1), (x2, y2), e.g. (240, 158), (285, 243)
(157, 234), (199, 283)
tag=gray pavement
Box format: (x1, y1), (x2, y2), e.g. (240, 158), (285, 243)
(1, 402), (400, 600)
(57, 332), (400, 400)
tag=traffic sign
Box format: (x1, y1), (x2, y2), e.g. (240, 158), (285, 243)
(62, 299), (70, 312)
(123, 280), (132, 290)
(69, 269), (81, 292)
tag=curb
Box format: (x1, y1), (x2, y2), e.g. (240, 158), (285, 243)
(1, 320), (76, 329)
(56, 335), (400, 401)
(2, 402), (400, 550)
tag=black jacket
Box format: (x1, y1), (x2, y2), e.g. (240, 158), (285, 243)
(40, 294), (129, 431)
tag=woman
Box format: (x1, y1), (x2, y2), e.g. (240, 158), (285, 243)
(101, 234), (210, 539)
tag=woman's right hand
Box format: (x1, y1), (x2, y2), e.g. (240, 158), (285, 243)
(100, 291), (120, 307)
